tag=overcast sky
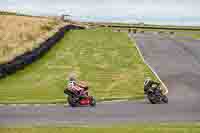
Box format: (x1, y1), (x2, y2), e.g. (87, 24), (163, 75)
(0, 0), (199, 24)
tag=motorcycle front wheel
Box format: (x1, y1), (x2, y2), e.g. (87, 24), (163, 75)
(90, 97), (96, 107)
(68, 96), (78, 107)
(161, 95), (168, 104)
(147, 95), (157, 104)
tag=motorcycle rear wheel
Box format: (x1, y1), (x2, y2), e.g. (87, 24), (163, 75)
(90, 97), (96, 107)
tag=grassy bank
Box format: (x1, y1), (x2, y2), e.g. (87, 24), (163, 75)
(1, 123), (200, 133)
(0, 15), (64, 64)
(0, 28), (155, 103)
(176, 32), (200, 39)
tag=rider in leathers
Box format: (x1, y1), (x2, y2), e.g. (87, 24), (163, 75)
(144, 77), (161, 94)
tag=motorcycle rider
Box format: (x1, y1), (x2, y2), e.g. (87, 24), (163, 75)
(65, 77), (88, 97)
(144, 77), (161, 94)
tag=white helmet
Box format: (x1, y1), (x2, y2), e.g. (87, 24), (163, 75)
(68, 72), (77, 82)
(144, 77), (151, 86)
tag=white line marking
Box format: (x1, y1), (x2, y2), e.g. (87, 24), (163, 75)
(64, 104), (68, 106)
(0, 104), (5, 106)
(47, 104), (57, 106)
(34, 104), (41, 107)
(10, 104), (17, 106)
(101, 99), (128, 104)
(129, 34), (169, 95)
(113, 99), (129, 102)
(19, 104), (29, 107)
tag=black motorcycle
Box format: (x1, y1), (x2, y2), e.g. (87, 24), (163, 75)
(145, 83), (168, 104)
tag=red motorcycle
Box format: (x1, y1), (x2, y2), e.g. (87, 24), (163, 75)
(64, 78), (96, 107)
(64, 89), (96, 107)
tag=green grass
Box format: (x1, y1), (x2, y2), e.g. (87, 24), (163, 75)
(1, 123), (200, 133)
(189, 34), (200, 39)
(176, 32), (200, 39)
(0, 28), (155, 103)
(113, 27), (200, 40)
(94, 21), (200, 28)
(115, 27), (199, 34)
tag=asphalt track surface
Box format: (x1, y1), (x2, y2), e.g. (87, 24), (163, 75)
(1, 32), (200, 126)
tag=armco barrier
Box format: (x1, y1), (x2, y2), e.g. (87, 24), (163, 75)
(0, 25), (84, 79)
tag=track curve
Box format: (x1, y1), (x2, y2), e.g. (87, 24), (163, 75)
(1, 33), (200, 126)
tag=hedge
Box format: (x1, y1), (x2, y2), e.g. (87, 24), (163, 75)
(0, 25), (84, 79)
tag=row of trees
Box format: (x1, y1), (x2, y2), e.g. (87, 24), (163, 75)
(0, 10), (17, 15)
(0, 10), (28, 16)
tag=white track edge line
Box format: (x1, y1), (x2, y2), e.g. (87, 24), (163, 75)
(128, 34), (168, 95)
(101, 99), (128, 103)
(18, 104), (29, 106)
